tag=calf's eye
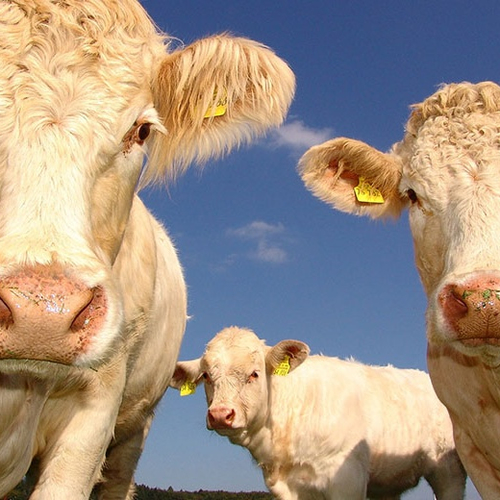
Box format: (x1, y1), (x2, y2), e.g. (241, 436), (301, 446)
(248, 371), (259, 383)
(202, 372), (212, 384)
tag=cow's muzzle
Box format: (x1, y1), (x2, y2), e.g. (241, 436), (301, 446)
(438, 273), (500, 346)
(0, 264), (107, 364)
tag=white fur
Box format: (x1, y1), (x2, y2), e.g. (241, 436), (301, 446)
(298, 81), (500, 498)
(171, 327), (466, 500)
(0, 1), (295, 498)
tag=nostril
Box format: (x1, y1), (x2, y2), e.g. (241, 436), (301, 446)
(226, 409), (235, 423)
(70, 286), (106, 332)
(207, 409), (219, 429)
(439, 285), (469, 322)
(207, 410), (215, 426)
(70, 289), (95, 332)
(70, 291), (94, 332)
(449, 290), (469, 318)
(0, 297), (12, 327)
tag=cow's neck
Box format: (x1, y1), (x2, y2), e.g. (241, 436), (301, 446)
(234, 419), (273, 469)
(0, 374), (50, 491)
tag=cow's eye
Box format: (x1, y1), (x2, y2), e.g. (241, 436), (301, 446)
(137, 123), (151, 142)
(407, 189), (419, 204)
(123, 121), (153, 152)
(202, 372), (212, 384)
(248, 371), (259, 383)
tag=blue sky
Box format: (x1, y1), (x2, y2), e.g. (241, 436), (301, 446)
(132, 1), (500, 497)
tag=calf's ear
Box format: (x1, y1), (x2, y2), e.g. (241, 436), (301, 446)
(266, 340), (310, 373)
(147, 34), (295, 183)
(298, 137), (407, 219)
(169, 359), (203, 390)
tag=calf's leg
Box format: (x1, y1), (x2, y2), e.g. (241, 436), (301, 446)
(424, 450), (466, 500)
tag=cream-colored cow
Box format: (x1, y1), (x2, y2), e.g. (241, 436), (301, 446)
(299, 81), (500, 498)
(171, 327), (466, 500)
(0, 1), (294, 498)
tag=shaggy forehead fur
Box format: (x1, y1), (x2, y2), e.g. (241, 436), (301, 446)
(0, 1), (295, 187)
(0, 0), (165, 171)
(406, 81), (500, 136)
(0, 0), (164, 79)
(396, 82), (500, 187)
(203, 327), (266, 372)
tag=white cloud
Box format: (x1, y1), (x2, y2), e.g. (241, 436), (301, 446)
(268, 119), (334, 153)
(228, 221), (285, 239)
(255, 240), (288, 264)
(227, 221), (289, 264)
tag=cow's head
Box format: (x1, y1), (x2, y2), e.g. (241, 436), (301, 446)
(0, 1), (294, 370)
(170, 327), (309, 444)
(298, 81), (500, 366)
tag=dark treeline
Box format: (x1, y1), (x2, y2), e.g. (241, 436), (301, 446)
(135, 485), (272, 500)
(5, 482), (273, 500)
(136, 485), (273, 500)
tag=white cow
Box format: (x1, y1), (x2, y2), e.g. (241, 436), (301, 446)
(0, 1), (295, 498)
(170, 326), (466, 500)
(298, 81), (500, 499)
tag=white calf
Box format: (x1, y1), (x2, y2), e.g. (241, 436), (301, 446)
(171, 327), (466, 500)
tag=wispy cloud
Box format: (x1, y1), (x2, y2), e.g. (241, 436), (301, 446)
(227, 221), (290, 264)
(267, 119), (334, 153)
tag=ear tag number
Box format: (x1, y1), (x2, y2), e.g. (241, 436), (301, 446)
(180, 381), (197, 396)
(204, 89), (228, 118)
(354, 177), (385, 204)
(273, 355), (291, 376)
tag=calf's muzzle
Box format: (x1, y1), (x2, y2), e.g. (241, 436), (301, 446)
(207, 405), (236, 430)
(0, 265), (107, 364)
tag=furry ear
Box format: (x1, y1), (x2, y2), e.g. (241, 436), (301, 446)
(169, 359), (203, 390)
(298, 137), (407, 219)
(266, 340), (310, 374)
(146, 34), (295, 183)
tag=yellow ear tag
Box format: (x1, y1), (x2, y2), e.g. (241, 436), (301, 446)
(273, 355), (291, 376)
(354, 177), (385, 204)
(180, 381), (197, 396)
(204, 89), (228, 118)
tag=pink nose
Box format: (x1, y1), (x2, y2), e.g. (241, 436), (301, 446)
(207, 406), (236, 430)
(438, 275), (500, 346)
(0, 265), (107, 364)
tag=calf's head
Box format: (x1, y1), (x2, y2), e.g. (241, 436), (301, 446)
(0, 1), (295, 370)
(299, 82), (500, 366)
(170, 327), (309, 443)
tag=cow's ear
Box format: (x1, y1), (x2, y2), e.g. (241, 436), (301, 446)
(147, 34), (295, 183)
(169, 359), (203, 390)
(298, 138), (407, 219)
(266, 340), (310, 374)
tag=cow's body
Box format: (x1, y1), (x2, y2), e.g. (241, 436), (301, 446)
(298, 81), (500, 498)
(0, 1), (295, 498)
(171, 327), (466, 500)
(1, 198), (186, 498)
